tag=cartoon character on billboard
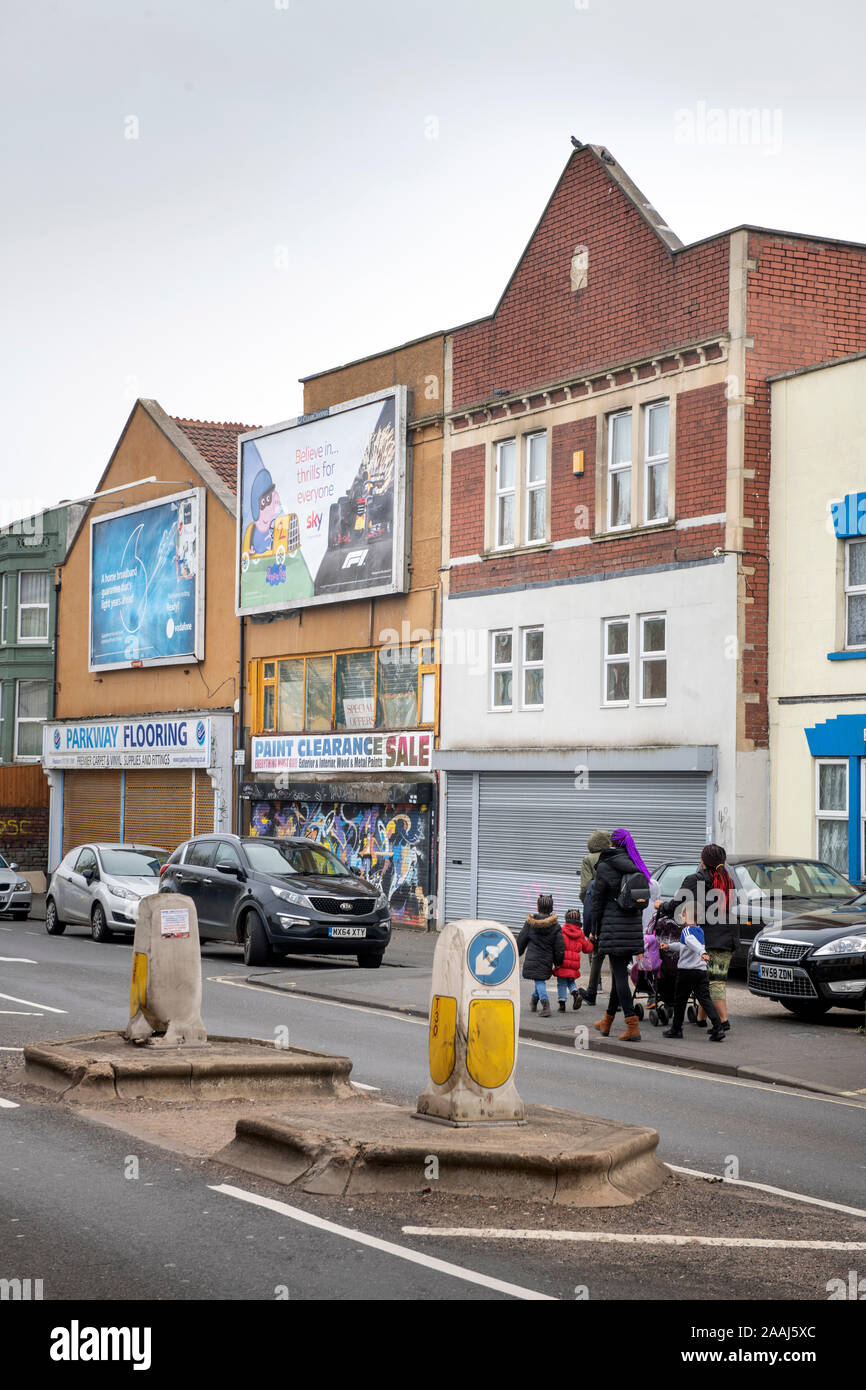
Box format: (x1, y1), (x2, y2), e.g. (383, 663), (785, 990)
(240, 441), (313, 601)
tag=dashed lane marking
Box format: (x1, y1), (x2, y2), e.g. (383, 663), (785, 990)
(400, 1228), (866, 1250)
(668, 1165), (866, 1221)
(0, 1099), (21, 1109)
(0, 992), (66, 1014)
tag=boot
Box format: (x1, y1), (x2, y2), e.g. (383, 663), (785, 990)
(530, 996), (538, 1013)
(558, 1000), (566, 1012)
(572, 991), (582, 1010)
(594, 1012), (615, 1036)
(620, 1014), (641, 1041)
(663, 1026), (684, 1039)
(579, 989), (596, 1005)
(539, 999), (551, 1018)
(708, 1022), (726, 1042)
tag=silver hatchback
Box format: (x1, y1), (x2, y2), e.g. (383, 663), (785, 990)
(46, 843), (169, 942)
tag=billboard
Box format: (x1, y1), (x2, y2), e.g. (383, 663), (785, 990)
(236, 387), (408, 616)
(44, 716), (211, 770)
(90, 490), (205, 671)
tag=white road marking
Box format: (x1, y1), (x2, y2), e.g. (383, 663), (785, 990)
(668, 1165), (866, 1221)
(210, 1182), (555, 1300)
(0, 1047), (24, 1051)
(0, 926), (13, 931)
(0, 1098), (20, 1109)
(0, 991), (66, 1014)
(0, 1011), (43, 1016)
(400, 1228), (866, 1251)
(209, 975), (865, 1110)
(0, 957), (37, 964)
(352, 1082), (381, 1092)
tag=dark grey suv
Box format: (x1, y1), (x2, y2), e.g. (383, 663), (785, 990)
(159, 834), (391, 968)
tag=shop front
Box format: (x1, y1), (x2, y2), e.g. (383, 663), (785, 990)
(243, 729), (436, 928)
(42, 712), (234, 869)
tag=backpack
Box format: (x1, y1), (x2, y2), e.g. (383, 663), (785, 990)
(616, 871), (651, 914)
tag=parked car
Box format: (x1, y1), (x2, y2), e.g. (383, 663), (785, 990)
(652, 855), (860, 963)
(45, 843), (169, 941)
(747, 895), (866, 1019)
(0, 854), (32, 920)
(158, 832), (391, 968)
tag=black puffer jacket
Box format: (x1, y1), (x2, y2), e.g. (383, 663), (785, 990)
(516, 913), (565, 981)
(593, 848), (646, 957)
(661, 867), (740, 952)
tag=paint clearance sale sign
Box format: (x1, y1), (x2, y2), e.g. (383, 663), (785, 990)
(251, 730), (433, 774)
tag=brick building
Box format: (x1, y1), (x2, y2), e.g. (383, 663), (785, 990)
(436, 143), (866, 922)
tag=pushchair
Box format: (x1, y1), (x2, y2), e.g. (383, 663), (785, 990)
(629, 908), (686, 1027)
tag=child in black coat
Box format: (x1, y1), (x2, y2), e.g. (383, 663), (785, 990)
(516, 894), (565, 1018)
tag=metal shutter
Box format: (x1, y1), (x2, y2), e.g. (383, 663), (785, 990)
(193, 769), (215, 835)
(443, 772), (474, 920)
(123, 771), (193, 851)
(62, 772), (122, 854)
(475, 771), (709, 927)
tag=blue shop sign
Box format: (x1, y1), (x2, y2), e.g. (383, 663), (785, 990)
(831, 493), (866, 539)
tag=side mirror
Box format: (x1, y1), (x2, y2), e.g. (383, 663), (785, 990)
(217, 863), (244, 879)
(9, 863), (17, 872)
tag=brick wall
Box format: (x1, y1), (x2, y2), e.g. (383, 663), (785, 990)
(451, 148), (729, 409)
(449, 445), (486, 556)
(676, 383), (728, 521)
(742, 234), (866, 746)
(0, 804), (48, 873)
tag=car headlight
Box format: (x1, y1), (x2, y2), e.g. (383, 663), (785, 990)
(14, 879), (29, 892)
(375, 891), (388, 911)
(813, 935), (866, 956)
(110, 884), (140, 902)
(272, 885), (311, 908)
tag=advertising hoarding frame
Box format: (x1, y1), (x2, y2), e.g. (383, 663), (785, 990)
(88, 488), (206, 673)
(235, 385), (410, 618)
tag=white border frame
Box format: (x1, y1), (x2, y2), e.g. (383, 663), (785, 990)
(521, 625), (544, 710)
(14, 676), (50, 761)
(88, 488), (206, 673)
(524, 433), (547, 546)
(606, 409), (632, 532)
(16, 569), (51, 645)
(235, 385), (409, 617)
(494, 438), (517, 550)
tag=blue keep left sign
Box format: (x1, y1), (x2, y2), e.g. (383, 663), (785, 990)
(467, 929), (516, 987)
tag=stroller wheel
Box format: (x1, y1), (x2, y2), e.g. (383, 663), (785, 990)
(634, 1002), (644, 1021)
(649, 1008), (660, 1027)
(687, 1004), (697, 1024)
(657, 1005), (668, 1025)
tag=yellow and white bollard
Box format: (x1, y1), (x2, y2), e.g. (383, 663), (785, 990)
(126, 893), (207, 1048)
(415, 919), (524, 1125)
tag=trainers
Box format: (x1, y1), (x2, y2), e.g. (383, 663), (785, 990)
(662, 1027), (684, 1039)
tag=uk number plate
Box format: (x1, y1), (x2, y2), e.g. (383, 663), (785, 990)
(329, 927), (366, 938)
(757, 964), (793, 982)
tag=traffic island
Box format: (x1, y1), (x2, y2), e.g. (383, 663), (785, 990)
(23, 1031), (354, 1103)
(215, 1097), (668, 1207)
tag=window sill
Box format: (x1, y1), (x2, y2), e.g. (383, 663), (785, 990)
(593, 521), (675, 542)
(827, 651), (866, 661)
(482, 542), (551, 559)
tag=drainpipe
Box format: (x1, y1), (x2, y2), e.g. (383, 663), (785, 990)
(236, 613), (245, 834)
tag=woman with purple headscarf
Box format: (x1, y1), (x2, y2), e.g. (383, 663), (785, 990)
(590, 827), (652, 1041)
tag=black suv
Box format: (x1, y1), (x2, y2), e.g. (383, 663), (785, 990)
(159, 833), (391, 968)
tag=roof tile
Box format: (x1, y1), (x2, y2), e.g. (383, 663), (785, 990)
(171, 417), (259, 492)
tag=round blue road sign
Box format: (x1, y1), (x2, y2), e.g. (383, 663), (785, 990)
(467, 929), (516, 986)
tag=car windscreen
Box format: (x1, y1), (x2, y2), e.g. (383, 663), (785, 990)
(100, 848), (167, 877)
(244, 840), (352, 878)
(736, 860), (856, 900)
(655, 865), (694, 897)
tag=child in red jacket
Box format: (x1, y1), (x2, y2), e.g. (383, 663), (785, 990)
(554, 908), (594, 1011)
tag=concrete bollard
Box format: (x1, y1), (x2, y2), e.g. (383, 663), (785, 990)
(415, 919), (524, 1126)
(126, 894), (207, 1048)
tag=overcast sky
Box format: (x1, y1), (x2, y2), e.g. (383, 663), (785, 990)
(2, 0), (864, 524)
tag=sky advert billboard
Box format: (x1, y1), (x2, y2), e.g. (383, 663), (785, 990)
(89, 489), (205, 670)
(236, 386), (408, 616)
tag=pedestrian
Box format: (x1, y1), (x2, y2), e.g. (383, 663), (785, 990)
(655, 844), (738, 1033)
(578, 829), (611, 1005)
(591, 827), (651, 1041)
(516, 893), (565, 1019)
(553, 908), (594, 1011)
(659, 918), (726, 1043)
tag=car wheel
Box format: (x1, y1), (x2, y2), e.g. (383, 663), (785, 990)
(91, 904), (113, 943)
(781, 999), (832, 1021)
(357, 952), (384, 969)
(45, 898), (66, 935)
(243, 912), (272, 967)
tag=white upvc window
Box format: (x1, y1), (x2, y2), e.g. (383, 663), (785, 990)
(845, 540), (866, 649)
(521, 627), (544, 709)
(491, 630), (513, 710)
(18, 570), (50, 644)
(14, 678), (50, 759)
(643, 401), (670, 523)
(0, 574), (8, 645)
(603, 618), (630, 705)
(639, 613), (667, 704)
(607, 410), (632, 531)
(525, 434), (547, 544)
(494, 440), (516, 549)
(815, 759), (848, 876)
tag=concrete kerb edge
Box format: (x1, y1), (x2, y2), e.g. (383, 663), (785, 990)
(243, 979), (854, 1100)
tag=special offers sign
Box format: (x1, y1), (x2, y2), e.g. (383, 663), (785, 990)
(251, 730), (433, 775)
(43, 717), (211, 770)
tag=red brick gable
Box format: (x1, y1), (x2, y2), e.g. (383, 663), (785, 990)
(451, 149), (729, 408)
(171, 418), (258, 492)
